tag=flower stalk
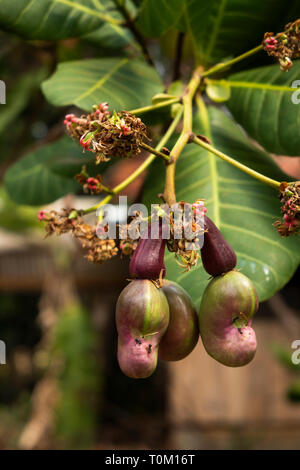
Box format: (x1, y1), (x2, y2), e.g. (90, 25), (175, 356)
(192, 135), (281, 189)
(129, 97), (180, 115)
(81, 106), (183, 216)
(202, 45), (263, 78)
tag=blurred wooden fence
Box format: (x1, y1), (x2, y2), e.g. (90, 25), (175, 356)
(167, 319), (300, 449)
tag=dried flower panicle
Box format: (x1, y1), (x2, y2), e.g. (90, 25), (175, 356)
(74, 166), (104, 194)
(263, 20), (300, 71)
(38, 209), (118, 263)
(168, 239), (201, 272)
(274, 182), (300, 236)
(119, 238), (139, 257)
(117, 218), (141, 257)
(166, 199), (206, 271)
(41, 209), (76, 237)
(73, 220), (118, 263)
(64, 102), (109, 140)
(95, 110), (149, 163)
(64, 103), (149, 164)
(86, 239), (118, 263)
(38, 199), (207, 268)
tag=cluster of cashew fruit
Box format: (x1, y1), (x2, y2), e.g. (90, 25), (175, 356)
(116, 217), (258, 378)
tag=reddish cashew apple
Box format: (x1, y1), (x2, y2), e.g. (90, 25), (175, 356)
(198, 271), (258, 367)
(116, 279), (169, 378)
(159, 280), (199, 361)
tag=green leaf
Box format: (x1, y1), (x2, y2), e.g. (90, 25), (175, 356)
(184, 0), (286, 64)
(42, 57), (164, 111)
(136, 0), (185, 37)
(167, 80), (185, 97)
(226, 60), (300, 156)
(0, 0), (121, 40)
(4, 136), (91, 205)
(82, 22), (134, 50)
(81, 1), (137, 49)
(0, 187), (42, 231)
(143, 106), (300, 307)
(206, 79), (231, 103)
(284, 0), (300, 23)
(0, 67), (48, 134)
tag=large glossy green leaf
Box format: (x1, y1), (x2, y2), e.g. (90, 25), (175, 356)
(82, 0), (137, 49)
(0, 68), (47, 134)
(82, 22), (134, 50)
(184, 0), (286, 64)
(226, 60), (300, 156)
(42, 57), (164, 111)
(4, 136), (92, 205)
(284, 0), (300, 23)
(142, 106), (300, 306)
(136, 0), (185, 37)
(0, 188), (42, 231)
(0, 0), (121, 40)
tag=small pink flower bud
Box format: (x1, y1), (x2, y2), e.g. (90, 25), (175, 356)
(96, 224), (106, 238)
(80, 135), (92, 150)
(121, 124), (130, 135)
(37, 210), (47, 221)
(192, 200), (207, 217)
(283, 214), (297, 227)
(87, 177), (99, 190)
(64, 113), (75, 123)
(99, 102), (109, 112)
(265, 37), (277, 46)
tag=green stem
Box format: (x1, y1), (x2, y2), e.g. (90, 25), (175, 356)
(202, 20), (298, 79)
(192, 135), (280, 189)
(139, 142), (170, 162)
(202, 45), (263, 78)
(82, 107), (183, 215)
(100, 184), (115, 195)
(163, 66), (203, 204)
(129, 97), (180, 115)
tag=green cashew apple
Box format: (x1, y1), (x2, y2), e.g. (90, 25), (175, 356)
(116, 280), (169, 378)
(198, 271), (258, 367)
(159, 280), (199, 361)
